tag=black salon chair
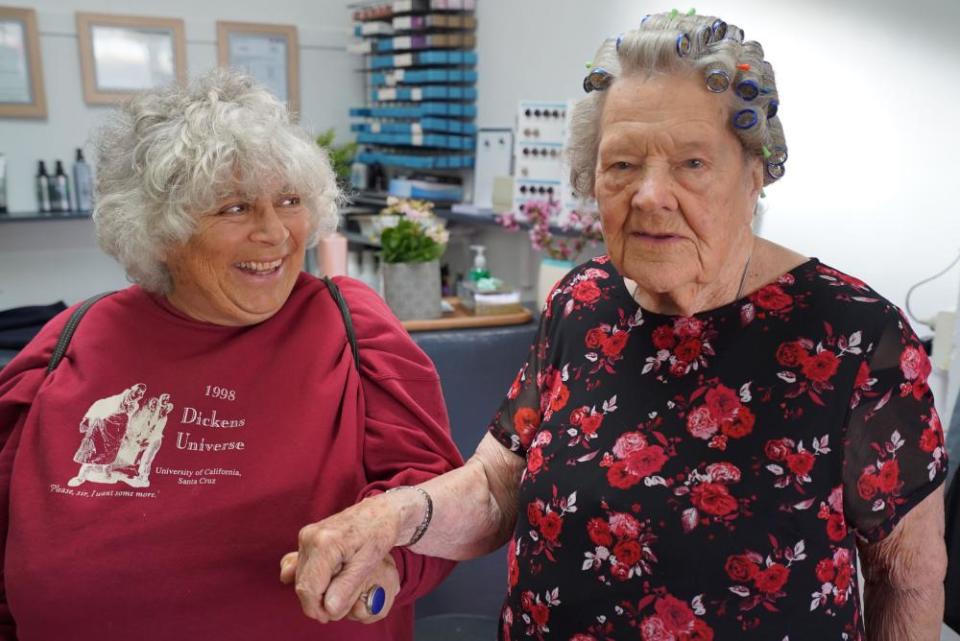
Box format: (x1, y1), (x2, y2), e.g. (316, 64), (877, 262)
(410, 321), (537, 640)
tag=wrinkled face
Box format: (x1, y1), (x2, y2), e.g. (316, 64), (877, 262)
(594, 72), (763, 294)
(164, 183), (309, 326)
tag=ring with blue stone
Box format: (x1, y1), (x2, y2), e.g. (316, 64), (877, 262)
(363, 585), (387, 615)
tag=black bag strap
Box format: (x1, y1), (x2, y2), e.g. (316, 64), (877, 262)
(46, 291), (115, 376)
(324, 276), (360, 371)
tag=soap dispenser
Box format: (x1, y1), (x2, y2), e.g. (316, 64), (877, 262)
(469, 245), (490, 281)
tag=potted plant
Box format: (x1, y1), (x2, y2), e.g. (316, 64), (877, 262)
(377, 197), (449, 320)
(315, 128), (358, 188)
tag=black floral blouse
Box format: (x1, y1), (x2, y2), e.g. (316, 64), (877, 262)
(488, 256), (948, 641)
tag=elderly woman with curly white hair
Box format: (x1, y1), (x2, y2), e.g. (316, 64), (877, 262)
(286, 12), (949, 641)
(0, 69), (462, 641)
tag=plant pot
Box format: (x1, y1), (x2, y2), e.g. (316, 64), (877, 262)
(381, 259), (442, 321)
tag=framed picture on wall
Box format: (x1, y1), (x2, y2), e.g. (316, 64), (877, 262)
(76, 12), (186, 105)
(0, 6), (47, 118)
(217, 21), (299, 116)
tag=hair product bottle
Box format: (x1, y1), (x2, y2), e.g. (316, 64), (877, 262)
(73, 148), (94, 213)
(50, 160), (71, 213)
(35, 161), (51, 213)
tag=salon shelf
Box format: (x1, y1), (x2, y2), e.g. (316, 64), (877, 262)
(0, 212), (91, 223)
(344, 194), (585, 239)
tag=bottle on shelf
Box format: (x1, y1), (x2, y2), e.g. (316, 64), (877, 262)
(73, 148), (94, 213)
(50, 160), (71, 213)
(315, 232), (348, 277)
(35, 161), (51, 213)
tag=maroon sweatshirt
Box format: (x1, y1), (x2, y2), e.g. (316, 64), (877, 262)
(0, 274), (462, 640)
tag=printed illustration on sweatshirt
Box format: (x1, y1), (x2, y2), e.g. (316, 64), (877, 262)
(68, 383), (175, 488)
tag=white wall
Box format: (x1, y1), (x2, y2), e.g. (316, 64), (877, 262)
(474, 0), (960, 337)
(4, 0), (960, 334)
(0, 0), (360, 307)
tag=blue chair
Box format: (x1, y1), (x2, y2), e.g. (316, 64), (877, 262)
(411, 321), (537, 638)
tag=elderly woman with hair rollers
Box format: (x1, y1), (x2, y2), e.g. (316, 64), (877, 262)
(0, 69), (462, 640)
(288, 11), (949, 641)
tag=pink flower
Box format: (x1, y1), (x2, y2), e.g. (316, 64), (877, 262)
(686, 405), (719, 440)
(624, 446), (668, 479)
(674, 317), (704, 338)
(640, 616), (676, 641)
(608, 512), (640, 538)
(654, 595), (695, 635)
(705, 385), (741, 423)
(612, 431), (648, 459)
(705, 461), (741, 484)
(900, 346), (931, 382)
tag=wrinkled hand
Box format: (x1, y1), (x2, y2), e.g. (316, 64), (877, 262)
(280, 496), (401, 623)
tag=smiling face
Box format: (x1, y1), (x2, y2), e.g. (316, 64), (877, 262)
(163, 185), (309, 326)
(595, 72), (763, 301)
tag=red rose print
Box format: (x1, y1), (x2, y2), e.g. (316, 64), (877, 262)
(755, 284), (793, 311)
(825, 513), (847, 542)
(878, 459), (900, 493)
(687, 405), (719, 440)
(612, 431), (647, 458)
(786, 450), (815, 477)
(580, 412), (603, 435)
(652, 325), (676, 350)
(624, 445), (668, 478)
(572, 280), (602, 304)
(520, 590), (534, 611)
(585, 327), (607, 350)
(529, 602), (550, 627)
(815, 559), (835, 583)
(834, 561), (853, 592)
(920, 427), (940, 453)
(776, 341), (807, 368)
(857, 472), (879, 500)
(608, 512), (640, 538)
(640, 616), (673, 641)
(688, 619), (714, 641)
(587, 517), (613, 547)
(725, 554), (759, 582)
(674, 317), (704, 338)
(721, 406), (754, 439)
(610, 561), (632, 582)
(705, 461), (741, 484)
(602, 332), (629, 357)
(607, 461), (641, 489)
(507, 543), (520, 587)
(654, 595), (695, 635)
(801, 350), (840, 383)
(691, 482), (738, 516)
(550, 382), (570, 412)
(705, 385), (740, 422)
(513, 407), (540, 447)
(569, 406), (587, 425)
(899, 346), (931, 381)
(527, 447), (544, 474)
(764, 438), (791, 462)
(570, 636), (598, 641)
(669, 360), (689, 377)
(674, 338), (702, 362)
(755, 563), (790, 593)
(527, 502), (542, 526)
(613, 540), (642, 567)
(539, 511), (563, 542)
